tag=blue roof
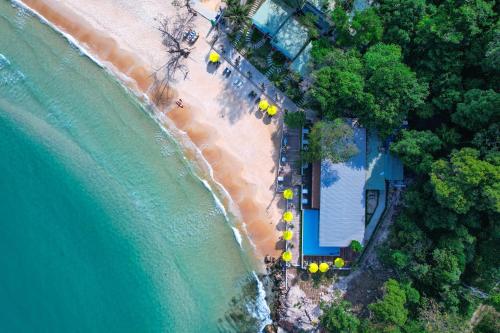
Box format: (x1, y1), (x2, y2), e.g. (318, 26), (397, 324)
(271, 17), (309, 59)
(366, 131), (386, 191)
(291, 41), (312, 76)
(385, 153), (404, 181)
(251, 0), (292, 36)
(302, 209), (340, 256)
(319, 127), (367, 247)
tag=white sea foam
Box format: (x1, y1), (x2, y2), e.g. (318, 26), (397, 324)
(0, 53), (11, 69)
(249, 272), (272, 331)
(11, 1), (106, 69)
(231, 226), (243, 248)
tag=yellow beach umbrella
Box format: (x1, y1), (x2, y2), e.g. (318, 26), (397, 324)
(308, 262), (319, 273)
(209, 51), (220, 63)
(283, 211), (293, 222)
(319, 262), (329, 273)
(258, 99), (269, 110)
(267, 105), (278, 116)
(334, 257), (345, 268)
(283, 188), (293, 200)
(282, 251), (292, 262)
(282, 230), (293, 241)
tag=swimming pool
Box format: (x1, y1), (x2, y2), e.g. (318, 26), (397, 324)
(302, 209), (340, 256)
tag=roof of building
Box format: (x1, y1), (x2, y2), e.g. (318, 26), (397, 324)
(290, 41), (312, 76)
(251, 0), (292, 36)
(385, 153), (404, 181)
(319, 127), (367, 247)
(366, 130), (404, 188)
(271, 17), (309, 59)
(302, 209), (340, 256)
(366, 131), (386, 191)
(306, 0), (331, 12)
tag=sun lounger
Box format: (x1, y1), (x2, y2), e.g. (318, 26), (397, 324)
(302, 198), (309, 205)
(302, 128), (310, 134)
(302, 139), (309, 146)
(302, 188), (308, 195)
(277, 176), (284, 182)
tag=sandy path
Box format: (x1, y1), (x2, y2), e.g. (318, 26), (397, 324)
(18, 0), (284, 257)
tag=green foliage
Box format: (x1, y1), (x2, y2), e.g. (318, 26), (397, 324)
(487, 293), (500, 312)
(320, 300), (360, 333)
(362, 44), (428, 137)
(299, 12), (320, 39)
(308, 43), (427, 138)
(350, 240), (362, 253)
(302, 119), (359, 163)
(308, 0), (500, 328)
(351, 8), (384, 50)
(377, 0), (426, 52)
(452, 89), (500, 132)
(430, 148), (500, 214)
(474, 310), (500, 333)
(390, 130), (442, 174)
(369, 279), (409, 327)
(332, 7), (351, 47)
(223, 0), (250, 27)
(284, 110), (306, 129)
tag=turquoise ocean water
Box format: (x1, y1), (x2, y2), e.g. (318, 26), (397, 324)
(0, 2), (268, 332)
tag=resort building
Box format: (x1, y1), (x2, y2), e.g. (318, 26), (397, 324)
(250, 0), (319, 76)
(300, 125), (403, 268)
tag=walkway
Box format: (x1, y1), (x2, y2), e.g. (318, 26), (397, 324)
(279, 125), (302, 266)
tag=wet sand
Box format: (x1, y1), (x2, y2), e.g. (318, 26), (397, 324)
(18, 0), (283, 256)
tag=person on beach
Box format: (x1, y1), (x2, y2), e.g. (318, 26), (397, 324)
(176, 98), (184, 108)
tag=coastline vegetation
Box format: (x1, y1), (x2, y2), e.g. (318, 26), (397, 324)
(306, 0), (499, 332)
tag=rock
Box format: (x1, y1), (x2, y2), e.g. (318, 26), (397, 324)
(263, 324), (277, 333)
(265, 255), (272, 264)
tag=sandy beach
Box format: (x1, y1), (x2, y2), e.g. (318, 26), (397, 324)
(18, 0), (288, 257)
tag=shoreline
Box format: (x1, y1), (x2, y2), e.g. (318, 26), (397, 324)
(15, 0), (284, 259)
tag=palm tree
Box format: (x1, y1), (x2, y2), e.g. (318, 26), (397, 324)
(223, 0), (251, 27)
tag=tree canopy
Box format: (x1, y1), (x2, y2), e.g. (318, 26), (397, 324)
(310, 1), (499, 331)
(302, 119), (359, 163)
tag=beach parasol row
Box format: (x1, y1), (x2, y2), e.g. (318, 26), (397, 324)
(282, 230), (293, 241)
(308, 262), (318, 273)
(334, 257), (345, 268)
(283, 211), (293, 222)
(258, 99), (278, 116)
(319, 262), (329, 273)
(209, 51), (220, 63)
(267, 105), (277, 116)
(283, 188), (293, 200)
(282, 251), (292, 262)
(258, 99), (269, 110)
(307, 260), (345, 273)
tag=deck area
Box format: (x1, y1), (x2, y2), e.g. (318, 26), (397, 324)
(278, 124), (303, 266)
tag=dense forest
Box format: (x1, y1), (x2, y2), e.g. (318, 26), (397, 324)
(306, 0), (499, 331)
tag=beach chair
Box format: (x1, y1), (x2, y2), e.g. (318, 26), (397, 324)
(302, 188), (309, 195)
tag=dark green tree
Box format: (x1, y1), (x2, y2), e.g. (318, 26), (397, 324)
(377, 0), (427, 52)
(363, 44), (428, 137)
(369, 279), (409, 327)
(452, 89), (500, 132)
(390, 130), (442, 174)
(430, 148), (500, 214)
(284, 110), (306, 129)
(303, 119), (359, 163)
(332, 6), (351, 47)
(320, 300), (360, 333)
(351, 8), (384, 50)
